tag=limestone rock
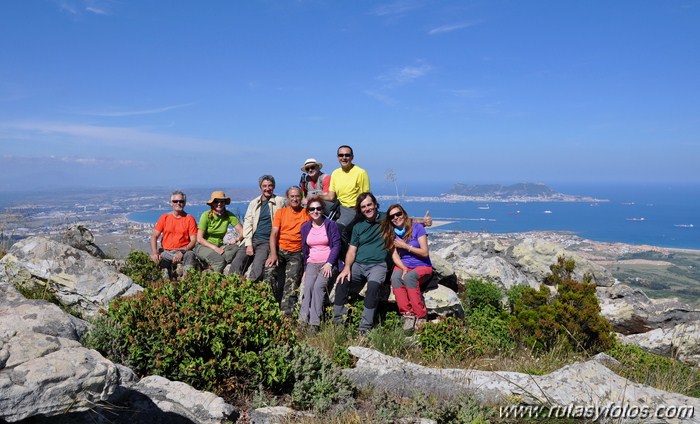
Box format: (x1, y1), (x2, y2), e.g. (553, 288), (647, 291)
(423, 284), (464, 318)
(0, 279), (119, 423)
(119, 375), (238, 424)
(250, 406), (297, 424)
(428, 254), (458, 292)
(344, 346), (700, 423)
(597, 284), (700, 335)
(62, 224), (107, 259)
(619, 323), (700, 367)
(433, 233), (615, 290)
(0, 236), (143, 319)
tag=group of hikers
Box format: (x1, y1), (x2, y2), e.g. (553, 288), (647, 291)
(149, 145), (433, 334)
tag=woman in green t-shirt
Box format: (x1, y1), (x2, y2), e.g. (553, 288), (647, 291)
(194, 191), (244, 273)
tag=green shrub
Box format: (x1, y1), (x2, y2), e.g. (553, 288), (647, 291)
(367, 311), (413, 357)
(607, 342), (700, 397)
(85, 271), (295, 393)
(509, 257), (614, 353)
(81, 315), (131, 366)
(465, 305), (516, 355)
(462, 278), (503, 311)
(418, 317), (473, 361)
(505, 284), (530, 312)
(285, 344), (355, 413)
(121, 251), (163, 287)
(373, 391), (492, 424)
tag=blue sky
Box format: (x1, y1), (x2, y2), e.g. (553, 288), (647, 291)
(1, 0), (699, 193)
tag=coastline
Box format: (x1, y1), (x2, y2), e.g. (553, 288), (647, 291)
(376, 194), (608, 203)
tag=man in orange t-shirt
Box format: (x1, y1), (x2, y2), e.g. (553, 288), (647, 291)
(150, 190), (198, 278)
(264, 186), (310, 316)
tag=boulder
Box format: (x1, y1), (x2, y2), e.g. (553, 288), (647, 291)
(250, 406), (298, 424)
(597, 284), (700, 335)
(62, 224), (107, 259)
(432, 233), (615, 290)
(618, 323), (700, 367)
(423, 284), (464, 318)
(0, 236), (142, 319)
(1, 269), (236, 424)
(116, 375), (238, 424)
(428, 254), (458, 292)
(344, 347), (700, 423)
(0, 279), (120, 422)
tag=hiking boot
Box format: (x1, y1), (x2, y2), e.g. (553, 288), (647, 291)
(414, 318), (427, 331)
(402, 314), (416, 334)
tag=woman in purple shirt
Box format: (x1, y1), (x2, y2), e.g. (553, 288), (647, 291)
(381, 203), (432, 332)
(300, 196), (341, 333)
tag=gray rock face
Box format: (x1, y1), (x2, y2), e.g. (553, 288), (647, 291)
(618, 323), (700, 367)
(423, 284), (464, 318)
(249, 406), (297, 424)
(432, 233), (615, 290)
(0, 236), (142, 319)
(597, 284), (700, 335)
(344, 347), (700, 423)
(1, 267), (236, 424)
(117, 375), (238, 424)
(0, 279), (120, 422)
(62, 224), (107, 259)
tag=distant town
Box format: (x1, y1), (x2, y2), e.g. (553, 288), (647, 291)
(0, 183), (607, 258)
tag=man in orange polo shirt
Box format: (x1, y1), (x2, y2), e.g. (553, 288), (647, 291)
(149, 190), (198, 278)
(264, 186), (310, 317)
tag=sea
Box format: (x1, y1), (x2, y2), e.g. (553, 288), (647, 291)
(127, 182), (700, 250)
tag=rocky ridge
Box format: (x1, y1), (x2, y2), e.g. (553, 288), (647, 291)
(1, 227), (699, 422)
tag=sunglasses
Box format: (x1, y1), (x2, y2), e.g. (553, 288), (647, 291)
(213, 199), (227, 204)
(308, 206), (323, 212)
(337, 153), (352, 158)
(389, 211), (403, 220)
(305, 166), (317, 171)
(171, 200), (185, 204)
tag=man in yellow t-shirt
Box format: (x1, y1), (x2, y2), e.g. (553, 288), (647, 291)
(323, 145), (370, 235)
(264, 186), (310, 316)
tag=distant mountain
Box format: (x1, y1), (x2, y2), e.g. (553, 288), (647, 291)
(447, 183), (557, 198)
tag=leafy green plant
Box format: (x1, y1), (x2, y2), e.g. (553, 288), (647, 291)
(81, 315), (131, 366)
(85, 271), (295, 393)
(462, 278), (503, 311)
(285, 344), (355, 413)
(372, 390), (492, 424)
(465, 305), (516, 355)
(121, 251), (163, 287)
(366, 311), (413, 357)
(607, 342), (700, 397)
(418, 317), (473, 361)
(506, 284), (530, 312)
(509, 257), (614, 353)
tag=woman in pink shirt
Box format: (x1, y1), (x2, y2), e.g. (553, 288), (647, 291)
(299, 196), (341, 333)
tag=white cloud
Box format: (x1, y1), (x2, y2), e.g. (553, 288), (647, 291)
(428, 21), (481, 35)
(1, 154), (141, 167)
(0, 120), (231, 153)
(364, 90), (398, 106)
(446, 89), (481, 99)
(81, 103), (194, 117)
(378, 62), (433, 87)
(369, 0), (424, 16)
(55, 0), (114, 16)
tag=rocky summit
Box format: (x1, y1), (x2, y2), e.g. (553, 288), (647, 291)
(1, 229), (699, 422)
